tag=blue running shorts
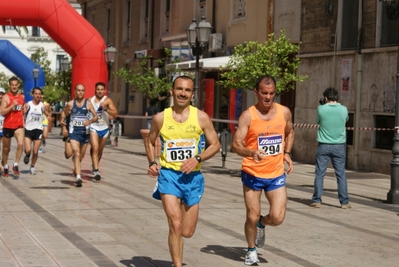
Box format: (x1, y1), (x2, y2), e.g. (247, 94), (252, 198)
(91, 128), (110, 138)
(69, 130), (89, 145)
(241, 170), (286, 192)
(152, 168), (204, 206)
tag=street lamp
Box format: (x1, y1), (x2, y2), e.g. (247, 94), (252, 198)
(384, 0), (399, 204)
(32, 67), (39, 87)
(186, 16), (212, 107)
(104, 44), (117, 81)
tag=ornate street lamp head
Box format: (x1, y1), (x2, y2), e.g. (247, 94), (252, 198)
(104, 44), (117, 65)
(186, 19), (198, 47)
(196, 16), (212, 46)
(32, 67), (39, 79)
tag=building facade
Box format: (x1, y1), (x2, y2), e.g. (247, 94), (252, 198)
(78, 0), (398, 174)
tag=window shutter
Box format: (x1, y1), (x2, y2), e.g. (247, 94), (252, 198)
(381, 4), (399, 47)
(341, 0), (359, 50)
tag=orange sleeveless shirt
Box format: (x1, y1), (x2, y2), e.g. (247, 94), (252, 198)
(3, 92), (24, 129)
(242, 103), (286, 178)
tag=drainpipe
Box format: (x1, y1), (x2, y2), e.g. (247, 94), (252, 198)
(354, 0), (363, 170)
(268, 0), (274, 36)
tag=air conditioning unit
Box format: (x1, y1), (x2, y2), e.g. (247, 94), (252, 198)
(208, 33), (223, 52)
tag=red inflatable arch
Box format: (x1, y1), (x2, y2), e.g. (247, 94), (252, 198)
(0, 0), (108, 98)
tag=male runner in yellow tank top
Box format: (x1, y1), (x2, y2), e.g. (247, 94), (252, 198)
(145, 75), (220, 267)
(232, 75), (294, 266)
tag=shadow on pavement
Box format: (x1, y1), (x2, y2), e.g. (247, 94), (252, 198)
(120, 257), (176, 267)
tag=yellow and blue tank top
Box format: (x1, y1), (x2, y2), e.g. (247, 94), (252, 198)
(159, 106), (205, 171)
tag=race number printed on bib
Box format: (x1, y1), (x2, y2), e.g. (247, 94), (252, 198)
(258, 134), (282, 156)
(71, 117), (86, 127)
(165, 139), (196, 162)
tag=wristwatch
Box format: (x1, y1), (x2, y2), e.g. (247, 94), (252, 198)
(284, 151), (292, 156)
(149, 161), (157, 167)
(195, 155), (202, 163)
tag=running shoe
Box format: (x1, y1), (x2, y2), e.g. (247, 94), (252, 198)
(255, 215), (265, 248)
(75, 176), (82, 187)
(30, 167), (37, 175)
(244, 250), (259, 266)
(38, 147), (43, 154)
(92, 171), (101, 182)
(13, 165), (20, 176)
(23, 154), (30, 165)
(42, 139), (46, 146)
(3, 167), (9, 177)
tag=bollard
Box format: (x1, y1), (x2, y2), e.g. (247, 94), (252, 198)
(220, 128), (229, 168)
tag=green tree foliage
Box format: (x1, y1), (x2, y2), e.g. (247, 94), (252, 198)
(115, 48), (179, 99)
(219, 30), (307, 93)
(0, 72), (10, 89)
(30, 48), (71, 104)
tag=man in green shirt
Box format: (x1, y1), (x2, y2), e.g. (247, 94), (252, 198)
(310, 87), (351, 209)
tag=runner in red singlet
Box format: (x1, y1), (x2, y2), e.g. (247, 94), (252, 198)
(0, 76), (25, 177)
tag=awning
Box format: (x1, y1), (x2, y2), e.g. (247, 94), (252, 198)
(168, 56), (234, 71)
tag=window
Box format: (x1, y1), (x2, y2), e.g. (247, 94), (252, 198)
(56, 54), (66, 73)
(374, 115), (394, 150)
(199, 0), (206, 18)
(232, 0), (246, 20)
(32, 26), (40, 37)
(140, 0), (149, 41)
(123, 0), (131, 45)
(341, 0), (359, 50)
(106, 8), (111, 44)
(160, 0), (171, 35)
(381, 3), (399, 47)
(346, 113), (354, 146)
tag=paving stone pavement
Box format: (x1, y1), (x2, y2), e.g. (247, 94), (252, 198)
(0, 130), (398, 267)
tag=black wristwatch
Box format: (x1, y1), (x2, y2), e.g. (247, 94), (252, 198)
(149, 161), (157, 167)
(284, 151), (292, 157)
(195, 155), (202, 163)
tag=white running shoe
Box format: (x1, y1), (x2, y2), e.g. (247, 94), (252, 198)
(244, 250), (259, 266)
(92, 171), (101, 182)
(29, 167), (37, 175)
(75, 176), (82, 187)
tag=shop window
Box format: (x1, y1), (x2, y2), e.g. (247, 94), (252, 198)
(375, 115), (394, 150)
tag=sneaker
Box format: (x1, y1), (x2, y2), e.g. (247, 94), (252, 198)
(23, 154), (30, 165)
(255, 216), (265, 248)
(75, 176), (82, 187)
(244, 250), (259, 266)
(13, 165), (20, 176)
(42, 139), (46, 146)
(92, 171), (101, 182)
(3, 167), (9, 177)
(29, 167), (37, 175)
(310, 202), (321, 208)
(341, 203), (352, 209)
(38, 147), (43, 154)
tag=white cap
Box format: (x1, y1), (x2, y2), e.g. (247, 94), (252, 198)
(0, 87), (5, 94)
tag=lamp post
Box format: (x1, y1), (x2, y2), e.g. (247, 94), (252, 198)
(384, 0), (399, 204)
(186, 16), (212, 107)
(32, 67), (39, 87)
(104, 44), (117, 81)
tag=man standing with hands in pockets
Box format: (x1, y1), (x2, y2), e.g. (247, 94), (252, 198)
(232, 75), (294, 265)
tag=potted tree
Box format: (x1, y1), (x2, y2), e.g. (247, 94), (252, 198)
(218, 30), (307, 93)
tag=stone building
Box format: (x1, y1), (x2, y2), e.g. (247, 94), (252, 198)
(77, 0), (398, 174)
